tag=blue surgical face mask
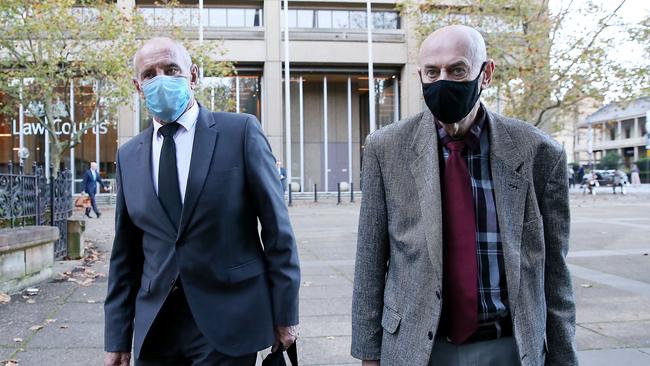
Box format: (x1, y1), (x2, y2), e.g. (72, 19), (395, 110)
(141, 75), (191, 123)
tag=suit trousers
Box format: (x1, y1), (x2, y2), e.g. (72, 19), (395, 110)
(136, 284), (256, 366)
(428, 336), (520, 366)
(85, 193), (100, 216)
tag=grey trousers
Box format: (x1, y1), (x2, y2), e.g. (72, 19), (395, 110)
(428, 336), (521, 366)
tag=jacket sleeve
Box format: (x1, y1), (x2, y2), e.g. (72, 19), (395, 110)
(243, 115), (300, 326)
(82, 171), (88, 192)
(104, 150), (144, 352)
(351, 134), (389, 360)
(541, 150), (578, 365)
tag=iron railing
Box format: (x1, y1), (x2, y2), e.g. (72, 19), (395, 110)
(0, 162), (73, 259)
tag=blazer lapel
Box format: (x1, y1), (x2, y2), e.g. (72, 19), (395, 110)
(134, 126), (177, 234)
(409, 111), (444, 282)
(177, 106), (219, 239)
(487, 111), (528, 312)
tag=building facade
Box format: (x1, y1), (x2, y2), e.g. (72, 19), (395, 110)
(574, 97), (650, 167)
(1, 0), (426, 193)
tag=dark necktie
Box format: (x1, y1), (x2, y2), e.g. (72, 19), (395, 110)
(158, 122), (182, 230)
(441, 140), (478, 344)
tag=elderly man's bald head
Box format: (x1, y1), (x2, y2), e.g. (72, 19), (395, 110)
(133, 37), (193, 81)
(419, 25), (487, 81)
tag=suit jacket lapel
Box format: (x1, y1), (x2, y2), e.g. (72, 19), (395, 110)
(487, 111), (527, 312)
(135, 125), (177, 235)
(410, 111), (444, 283)
(177, 106), (219, 239)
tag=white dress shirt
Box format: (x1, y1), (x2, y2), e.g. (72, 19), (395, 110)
(151, 102), (199, 204)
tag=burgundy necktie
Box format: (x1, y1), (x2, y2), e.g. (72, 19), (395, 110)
(441, 140), (478, 344)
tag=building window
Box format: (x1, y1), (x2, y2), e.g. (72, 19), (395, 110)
(285, 9), (400, 30)
(640, 116), (647, 137)
(138, 6), (263, 28)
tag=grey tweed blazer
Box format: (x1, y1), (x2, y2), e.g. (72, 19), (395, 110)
(351, 109), (577, 366)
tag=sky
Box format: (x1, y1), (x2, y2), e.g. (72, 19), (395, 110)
(549, 0), (649, 68)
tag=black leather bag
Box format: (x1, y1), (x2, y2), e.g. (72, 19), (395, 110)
(262, 343), (298, 366)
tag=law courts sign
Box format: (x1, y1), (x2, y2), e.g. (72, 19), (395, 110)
(13, 98), (109, 136)
(12, 118), (109, 136)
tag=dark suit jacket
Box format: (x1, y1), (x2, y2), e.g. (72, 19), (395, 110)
(104, 107), (301, 358)
(82, 169), (103, 195)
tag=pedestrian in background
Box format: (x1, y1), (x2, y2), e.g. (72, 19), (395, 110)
(578, 165), (585, 183)
(631, 164), (641, 185)
(612, 168), (628, 195)
(277, 160), (287, 192)
(81, 161), (104, 219)
(568, 165), (575, 188)
(351, 25), (576, 366)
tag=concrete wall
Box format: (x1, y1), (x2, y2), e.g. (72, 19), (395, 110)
(0, 226), (60, 294)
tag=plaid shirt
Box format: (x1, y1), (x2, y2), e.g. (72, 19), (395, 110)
(436, 106), (509, 324)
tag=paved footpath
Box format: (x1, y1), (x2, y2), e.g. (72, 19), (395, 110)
(1, 193), (650, 365)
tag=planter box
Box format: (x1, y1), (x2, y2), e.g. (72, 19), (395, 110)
(0, 226), (60, 294)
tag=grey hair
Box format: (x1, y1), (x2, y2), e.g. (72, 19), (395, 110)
(132, 37), (193, 79)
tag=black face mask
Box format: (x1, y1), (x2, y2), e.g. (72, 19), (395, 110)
(421, 62), (487, 124)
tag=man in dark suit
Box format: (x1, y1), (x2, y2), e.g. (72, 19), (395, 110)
(81, 161), (104, 218)
(104, 37), (300, 366)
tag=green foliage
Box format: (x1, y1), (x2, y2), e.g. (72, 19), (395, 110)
(399, 0), (645, 127)
(597, 151), (622, 169)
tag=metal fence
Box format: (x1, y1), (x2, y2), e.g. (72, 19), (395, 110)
(0, 162), (73, 259)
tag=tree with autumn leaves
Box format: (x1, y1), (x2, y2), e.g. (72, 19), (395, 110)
(0, 0), (234, 175)
(399, 0), (648, 130)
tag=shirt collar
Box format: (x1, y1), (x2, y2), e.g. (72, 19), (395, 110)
(435, 103), (487, 152)
(153, 101), (199, 137)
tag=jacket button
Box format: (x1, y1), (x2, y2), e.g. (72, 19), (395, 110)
(428, 331), (433, 340)
(435, 290), (441, 300)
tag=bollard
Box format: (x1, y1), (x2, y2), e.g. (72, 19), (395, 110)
(314, 184), (318, 203)
(337, 183), (341, 205)
(350, 182), (354, 203)
(288, 185), (292, 207)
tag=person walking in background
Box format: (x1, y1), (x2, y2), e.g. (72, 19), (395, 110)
(352, 25), (576, 366)
(277, 160), (287, 192)
(568, 165), (575, 188)
(587, 171), (599, 195)
(578, 165), (585, 183)
(104, 37), (300, 366)
(631, 164), (641, 185)
(81, 161), (104, 219)
(613, 168), (628, 195)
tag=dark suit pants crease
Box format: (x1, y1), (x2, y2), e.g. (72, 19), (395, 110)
(136, 285), (256, 366)
(429, 336), (520, 366)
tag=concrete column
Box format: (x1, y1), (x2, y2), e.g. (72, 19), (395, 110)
(116, 0), (136, 149)
(634, 117), (640, 138)
(117, 101), (137, 147)
(617, 120), (622, 140)
(634, 146), (639, 161)
(263, 0), (283, 158)
(400, 12), (423, 119)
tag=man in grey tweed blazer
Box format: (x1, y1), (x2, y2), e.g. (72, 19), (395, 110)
(351, 25), (577, 366)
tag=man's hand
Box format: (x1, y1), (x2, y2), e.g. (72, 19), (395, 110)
(272, 325), (298, 352)
(104, 352), (130, 366)
(362, 361), (380, 366)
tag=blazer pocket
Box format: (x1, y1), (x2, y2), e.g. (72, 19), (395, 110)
(228, 258), (266, 283)
(381, 305), (401, 334)
(140, 275), (151, 293)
